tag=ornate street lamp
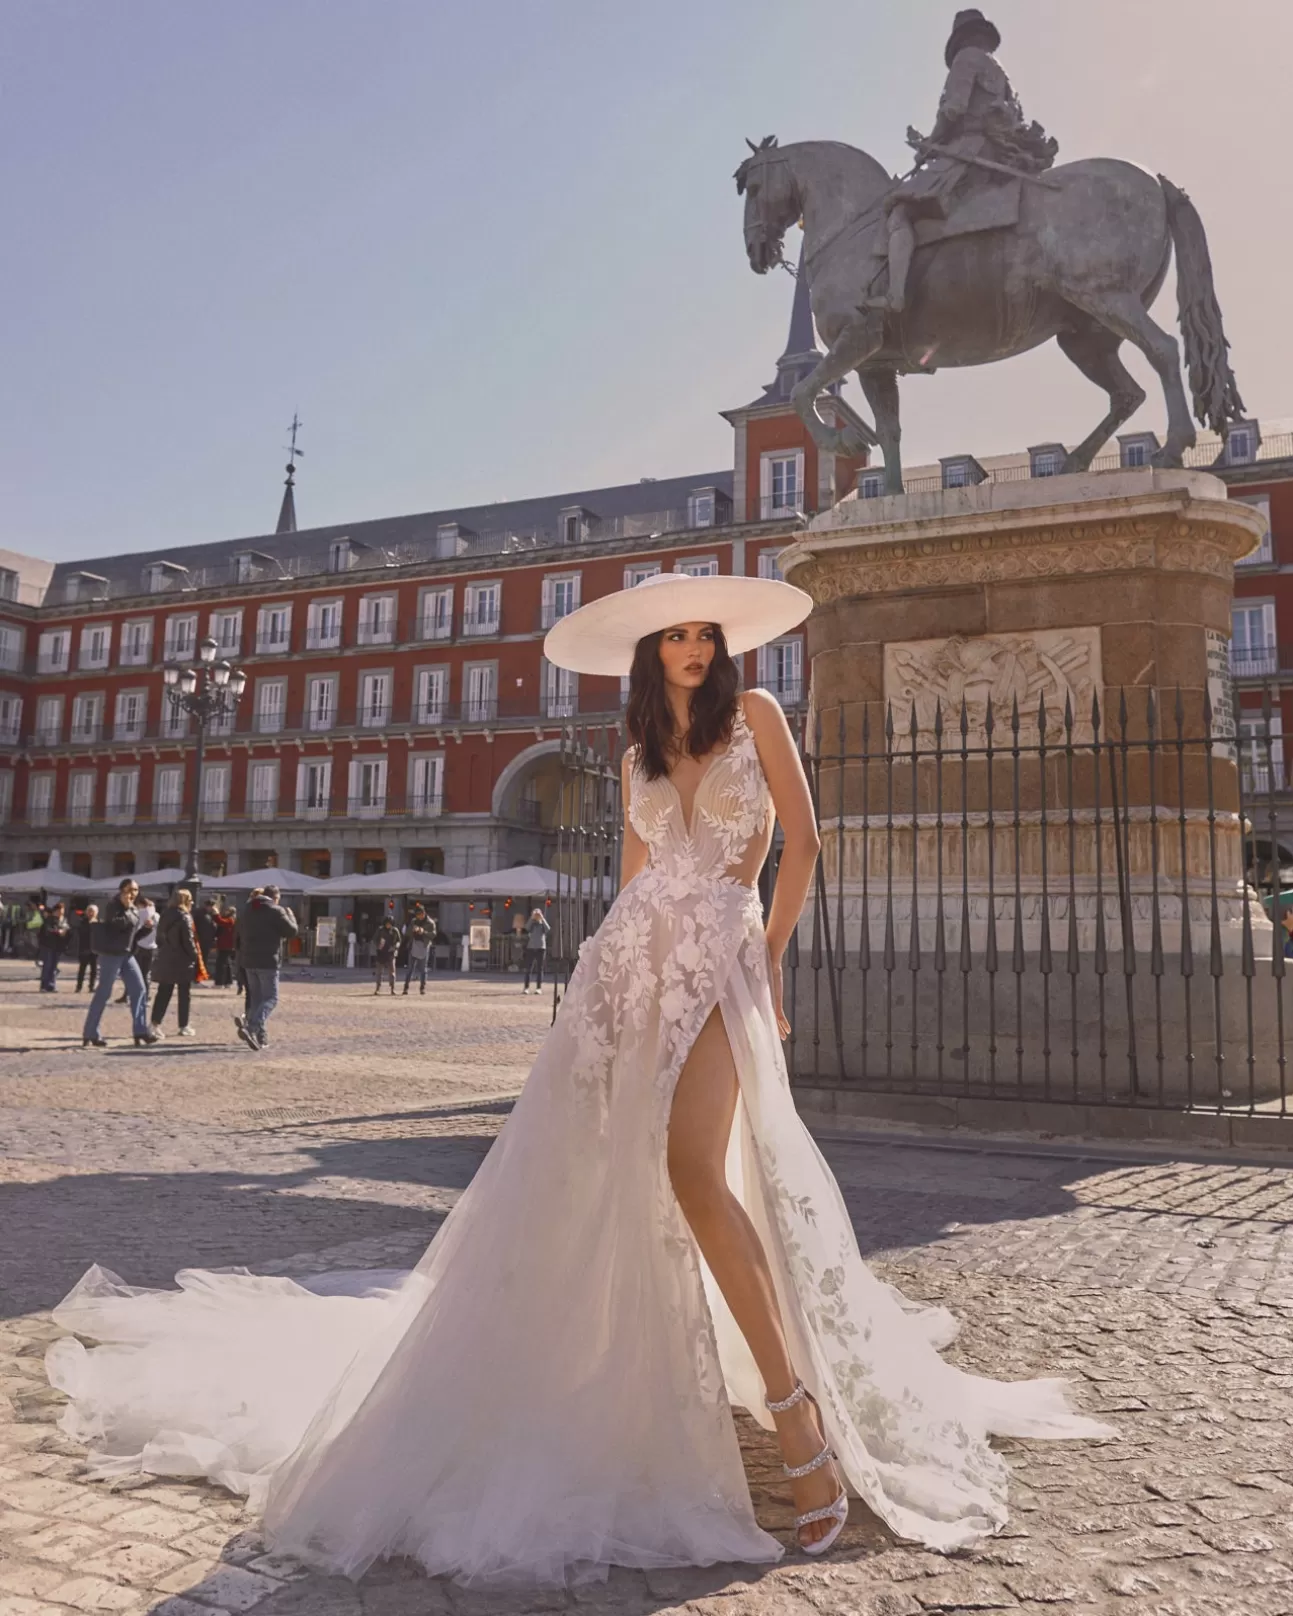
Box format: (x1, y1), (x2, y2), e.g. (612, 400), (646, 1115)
(164, 636), (247, 887)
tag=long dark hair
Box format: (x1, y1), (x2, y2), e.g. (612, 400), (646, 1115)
(626, 623), (740, 781)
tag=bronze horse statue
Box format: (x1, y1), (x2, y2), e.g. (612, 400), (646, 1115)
(735, 137), (1244, 495)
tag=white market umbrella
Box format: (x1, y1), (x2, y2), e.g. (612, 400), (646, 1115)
(1, 852), (97, 892)
(210, 866), (323, 893)
(311, 867), (456, 898)
(434, 865), (561, 900)
(97, 865), (188, 893)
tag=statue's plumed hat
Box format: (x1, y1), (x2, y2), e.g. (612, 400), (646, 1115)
(543, 571), (812, 677)
(945, 9), (1000, 67)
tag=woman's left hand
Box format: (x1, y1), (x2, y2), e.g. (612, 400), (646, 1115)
(767, 943), (792, 1041)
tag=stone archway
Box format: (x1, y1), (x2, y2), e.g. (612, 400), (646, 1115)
(492, 739), (566, 827)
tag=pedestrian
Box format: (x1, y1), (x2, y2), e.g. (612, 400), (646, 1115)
(213, 903), (236, 987)
(24, 898), (44, 960)
(373, 916), (400, 995)
(37, 901), (71, 992)
(232, 884), (298, 1051)
(194, 898), (218, 979)
(81, 877), (156, 1048)
(149, 888), (199, 1038)
(75, 904), (99, 992)
(1281, 902), (1293, 959)
(117, 894), (158, 1003)
(401, 905), (436, 995)
(521, 905), (551, 994)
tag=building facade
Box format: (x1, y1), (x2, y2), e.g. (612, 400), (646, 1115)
(0, 280), (866, 907)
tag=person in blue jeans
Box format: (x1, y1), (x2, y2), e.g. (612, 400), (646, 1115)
(232, 884), (299, 1051)
(81, 878), (155, 1048)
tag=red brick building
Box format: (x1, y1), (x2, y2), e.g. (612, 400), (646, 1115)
(0, 278), (865, 917)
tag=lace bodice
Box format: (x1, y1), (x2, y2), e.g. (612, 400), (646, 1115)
(628, 697), (774, 885)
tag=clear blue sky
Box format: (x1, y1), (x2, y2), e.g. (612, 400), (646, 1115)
(3, 0), (1289, 562)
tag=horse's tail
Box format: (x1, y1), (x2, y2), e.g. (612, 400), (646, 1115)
(1158, 174), (1245, 433)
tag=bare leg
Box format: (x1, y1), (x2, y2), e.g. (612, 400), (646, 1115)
(1055, 318), (1147, 471)
(667, 1006), (843, 1546)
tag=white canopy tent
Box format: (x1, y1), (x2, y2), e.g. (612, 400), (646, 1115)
(90, 866), (188, 894)
(433, 865), (562, 900)
(0, 852), (101, 894)
(310, 868), (457, 898)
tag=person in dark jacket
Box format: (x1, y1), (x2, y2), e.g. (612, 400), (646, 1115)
(213, 904), (236, 987)
(149, 889), (200, 1037)
(401, 906), (437, 995)
(75, 904), (99, 992)
(233, 884), (298, 1050)
(373, 917), (401, 995)
(37, 902), (71, 992)
(81, 878), (155, 1047)
(194, 898), (218, 977)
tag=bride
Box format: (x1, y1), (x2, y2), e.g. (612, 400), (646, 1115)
(46, 570), (1112, 1588)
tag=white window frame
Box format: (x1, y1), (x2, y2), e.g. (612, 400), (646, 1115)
(329, 538), (354, 573)
(296, 757), (333, 821)
(347, 755), (387, 819)
(540, 572), (581, 630)
(306, 674), (337, 732)
(78, 622), (112, 670)
(0, 692), (21, 744)
(675, 556), (720, 578)
(1240, 713), (1285, 795)
(113, 688), (147, 742)
(256, 602), (293, 655)
(415, 666), (448, 725)
(35, 694), (63, 746)
(211, 608), (243, 655)
(161, 700), (189, 740)
(71, 692), (104, 743)
(1032, 451), (1062, 478)
(541, 658), (578, 719)
(37, 629), (70, 674)
(68, 769), (96, 826)
(623, 562), (661, 589)
(27, 772), (54, 826)
(357, 592), (396, 646)
(163, 613), (198, 663)
(417, 585), (453, 641)
(0, 623), (23, 671)
(306, 597), (343, 650)
(1230, 602), (1278, 678)
(757, 636), (805, 707)
(255, 677), (287, 734)
(408, 752), (444, 817)
(0, 769), (13, 824)
(760, 450), (804, 517)
(359, 671), (392, 728)
(462, 580), (501, 637)
(247, 759), (280, 822)
(1228, 427), (1254, 464)
(688, 492), (716, 528)
(463, 661), (498, 723)
(154, 764), (184, 821)
(757, 549), (785, 581)
(0, 568), (17, 602)
(105, 766), (140, 826)
(858, 472), (883, 499)
(119, 618), (153, 667)
(1234, 494), (1274, 567)
(1124, 441), (1148, 468)
(201, 762), (230, 822)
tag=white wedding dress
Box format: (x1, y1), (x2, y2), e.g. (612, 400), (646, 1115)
(46, 697), (1112, 1588)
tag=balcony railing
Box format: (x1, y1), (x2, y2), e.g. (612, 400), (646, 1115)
(538, 602), (580, 631)
(69, 800), (95, 825)
(246, 795), (279, 821)
(346, 795), (387, 819)
(254, 634), (292, 655)
(762, 679), (805, 708)
(305, 628), (342, 650)
(1230, 645), (1286, 679)
(417, 613), (453, 641)
(461, 610), (501, 637)
(32, 723), (63, 746)
(37, 652), (70, 675)
(296, 800), (332, 821)
(408, 792), (444, 817)
(162, 639), (196, 664)
(70, 721), (104, 744)
(114, 721), (147, 742)
(0, 645), (22, 673)
(355, 619), (395, 646)
(78, 652), (111, 672)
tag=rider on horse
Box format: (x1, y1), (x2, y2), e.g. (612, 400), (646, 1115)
(865, 9), (1058, 315)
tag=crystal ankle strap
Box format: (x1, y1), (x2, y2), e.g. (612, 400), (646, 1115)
(765, 1379), (807, 1414)
(783, 1440), (835, 1480)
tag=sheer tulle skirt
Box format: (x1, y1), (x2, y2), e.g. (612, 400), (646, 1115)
(47, 868), (1113, 1587)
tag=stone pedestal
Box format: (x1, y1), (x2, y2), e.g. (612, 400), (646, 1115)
(780, 469), (1280, 1100)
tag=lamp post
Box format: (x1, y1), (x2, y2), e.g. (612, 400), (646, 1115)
(163, 636), (247, 888)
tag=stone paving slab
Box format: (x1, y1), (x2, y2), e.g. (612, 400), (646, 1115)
(3, 963), (1293, 1613)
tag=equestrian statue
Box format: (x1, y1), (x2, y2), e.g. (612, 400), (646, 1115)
(734, 8), (1244, 495)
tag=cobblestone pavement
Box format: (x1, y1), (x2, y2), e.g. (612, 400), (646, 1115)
(2, 959), (1293, 1614)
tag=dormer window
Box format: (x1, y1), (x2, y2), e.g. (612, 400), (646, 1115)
(232, 550), (274, 584)
(330, 538), (355, 573)
(1125, 442), (1146, 467)
(63, 571), (108, 604)
(557, 507), (594, 545)
(940, 455), (986, 490)
(1227, 424), (1256, 464)
(142, 561), (188, 595)
(858, 473), (883, 500)
(0, 568), (16, 602)
(1117, 431), (1159, 469)
(1029, 443), (1066, 478)
(435, 523), (473, 559)
(686, 486), (730, 529)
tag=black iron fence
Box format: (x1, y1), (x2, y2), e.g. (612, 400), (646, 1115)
(552, 692), (1292, 1121)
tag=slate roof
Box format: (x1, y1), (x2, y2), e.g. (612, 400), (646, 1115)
(45, 468), (735, 603)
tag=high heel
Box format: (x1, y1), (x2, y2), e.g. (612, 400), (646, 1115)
(766, 1379), (849, 1555)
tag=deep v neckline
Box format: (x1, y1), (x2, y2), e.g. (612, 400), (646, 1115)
(664, 747), (731, 838)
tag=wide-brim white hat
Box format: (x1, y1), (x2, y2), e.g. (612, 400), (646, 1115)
(543, 572), (813, 676)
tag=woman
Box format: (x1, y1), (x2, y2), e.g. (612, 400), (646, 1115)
(75, 904), (99, 993)
(149, 889), (199, 1038)
(520, 906), (551, 994)
(37, 901), (71, 992)
(213, 904), (237, 987)
(46, 573), (1111, 1586)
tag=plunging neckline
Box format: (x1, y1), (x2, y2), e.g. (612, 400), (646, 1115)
(664, 745), (732, 838)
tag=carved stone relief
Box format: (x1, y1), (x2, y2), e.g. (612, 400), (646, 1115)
(884, 626), (1102, 740)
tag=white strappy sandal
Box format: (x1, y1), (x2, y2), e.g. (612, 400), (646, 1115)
(766, 1379), (849, 1555)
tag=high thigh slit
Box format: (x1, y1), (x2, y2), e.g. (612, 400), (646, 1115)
(45, 693), (1115, 1591)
